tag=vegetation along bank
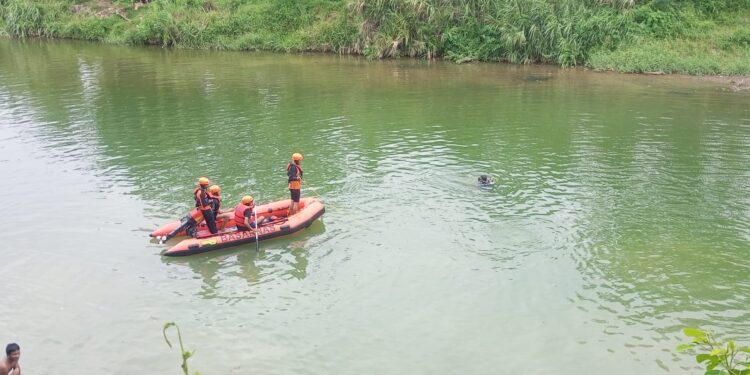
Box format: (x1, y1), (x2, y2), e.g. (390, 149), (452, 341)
(1, 0), (749, 75)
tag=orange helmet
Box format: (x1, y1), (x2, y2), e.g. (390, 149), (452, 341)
(198, 177), (210, 186)
(241, 195), (254, 206)
(209, 185), (221, 194)
(292, 153), (303, 161)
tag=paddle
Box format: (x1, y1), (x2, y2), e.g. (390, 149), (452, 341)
(253, 207), (259, 252)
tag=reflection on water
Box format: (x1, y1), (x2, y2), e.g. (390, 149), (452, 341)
(2, 39), (750, 374)
(160, 221), (324, 299)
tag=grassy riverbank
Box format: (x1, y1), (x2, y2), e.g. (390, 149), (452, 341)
(1, 0), (749, 75)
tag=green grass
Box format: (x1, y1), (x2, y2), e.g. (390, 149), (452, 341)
(588, 11), (750, 75)
(1, 0), (749, 75)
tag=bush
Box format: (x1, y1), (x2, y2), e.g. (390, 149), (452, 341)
(627, 5), (688, 38)
(677, 327), (750, 375)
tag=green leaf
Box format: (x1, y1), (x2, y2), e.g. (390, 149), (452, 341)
(685, 328), (708, 338)
(696, 354), (713, 363)
(711, 348), (725, 356)
(704, 369), (726, 375)
(693, 336), (710, 344)
(740, 348), (750, 354)
(729, 341), (736, 351)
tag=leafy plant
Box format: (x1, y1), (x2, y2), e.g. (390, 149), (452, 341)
(718, 28), (750, 50)
(163, 322), (202, 375)
(677, 327), (750, 375)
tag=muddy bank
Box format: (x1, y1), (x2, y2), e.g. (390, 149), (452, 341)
(693, 76), (750, 92)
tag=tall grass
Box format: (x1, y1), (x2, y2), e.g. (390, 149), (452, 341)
(111, 0), (351, 50)
(1, 0), (749, 74)
(347, 0), (629, 65)
(1, 0), (87, 38)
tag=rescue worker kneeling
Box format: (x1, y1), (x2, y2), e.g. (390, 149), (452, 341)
(234, 195), (271, 231)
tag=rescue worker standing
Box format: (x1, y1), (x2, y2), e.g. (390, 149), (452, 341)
(195, 177), (218, 235)
(208, 185), (232, 231)
(287, 153), (303, 216)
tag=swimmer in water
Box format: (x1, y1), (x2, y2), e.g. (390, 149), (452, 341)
(477, 175), (497, 189)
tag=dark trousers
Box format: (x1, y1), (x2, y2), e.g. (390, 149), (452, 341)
(290, 189), (301, 202)
(201, 209), (217, 234)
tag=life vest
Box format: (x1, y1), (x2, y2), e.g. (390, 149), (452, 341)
(208, 193), (221, 214)
(234, 204), (254, 229)
(287, 162), (303, 189)
(194, 187), (211, 210)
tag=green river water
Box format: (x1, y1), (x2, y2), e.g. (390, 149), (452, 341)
(1, 39), (749, 374)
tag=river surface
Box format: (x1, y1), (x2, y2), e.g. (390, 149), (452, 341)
(1, 39), (749, 374)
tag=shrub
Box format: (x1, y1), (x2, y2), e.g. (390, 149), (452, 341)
(677, 327), (750, 375)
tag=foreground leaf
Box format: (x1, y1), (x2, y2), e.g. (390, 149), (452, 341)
(685, 328), (708, 338)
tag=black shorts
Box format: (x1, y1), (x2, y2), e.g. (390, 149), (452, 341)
(290, 189), (301, 203)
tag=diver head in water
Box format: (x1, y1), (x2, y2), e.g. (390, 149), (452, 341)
(478, 175), (490, 184)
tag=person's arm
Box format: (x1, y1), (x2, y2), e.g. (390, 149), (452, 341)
(195, 190), (202, 207)
(211, 198), (221, 214)
(196, 191), (211, 209)
(0, 362), (11, 375)
(13, 363), (20, 375)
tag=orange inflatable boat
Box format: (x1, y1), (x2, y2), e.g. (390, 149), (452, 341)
(150, 198), (318, 239)
(152, 198), (325, 256)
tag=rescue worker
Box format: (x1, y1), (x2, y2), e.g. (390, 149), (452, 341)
(195, 177), (218, 235)
(208, 185), (232, 231)
(234, 195), (261, 231)
(286, 153), (303, 216)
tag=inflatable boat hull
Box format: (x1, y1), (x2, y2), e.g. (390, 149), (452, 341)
(162, 199), (325, 256)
